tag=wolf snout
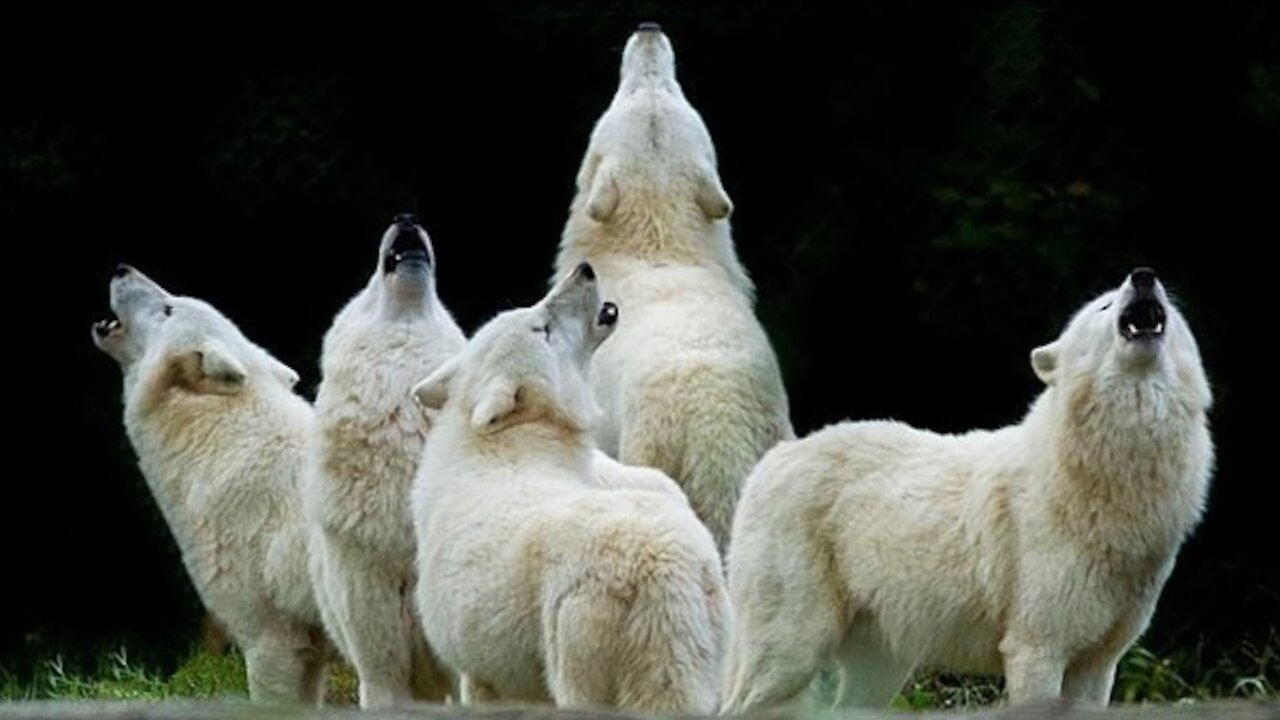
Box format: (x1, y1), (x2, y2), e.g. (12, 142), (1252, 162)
(93, 317), (120, 338)
(113, 263), (134, 279)
(1130, 267), (1156, 290)
(384, 214), (432, 274)
(1120, 267), (1167, 341)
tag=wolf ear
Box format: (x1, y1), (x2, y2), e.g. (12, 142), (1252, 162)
(412, 355), (461, 413)
(470, 376), (521, 432)
(585, 163), (619, 223)
(1031, 342), (1059, 385)
(196, 340), (248, 393)
(695, 169), (733, 220)
(269, 357), (300, 389)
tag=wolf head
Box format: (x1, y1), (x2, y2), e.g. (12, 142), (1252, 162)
(576, 24), (733, 226)
(413, 263), (618, 435)
(323, 213), (460, 357)
(364, 213), (441, 318)
(92, 265), (299, 396)
(1030, 268), (1211, 412)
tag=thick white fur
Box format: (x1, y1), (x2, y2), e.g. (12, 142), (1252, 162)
(410, 265), (729, 713)
(93, 267), (330, 703)
(555, 28), (793, 550)
(721, 272), (1214, 711)
(304, 221), (464, 707)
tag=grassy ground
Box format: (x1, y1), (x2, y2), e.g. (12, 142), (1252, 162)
(1, 635), (1274, 707)
(0, 646), (358, 704)
(891, 632), (1279, 709)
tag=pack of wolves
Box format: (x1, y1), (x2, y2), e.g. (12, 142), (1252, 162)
(91, 24), (1215, 713)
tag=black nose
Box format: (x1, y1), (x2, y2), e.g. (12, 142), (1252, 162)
(1130, 267), (1157, 290)
(598, 301), (619, 327)
(393, 213), (419, 229)
(577, 262), (596, 281)
(112, 264), (132, 279)
(636, 21), (661, 33)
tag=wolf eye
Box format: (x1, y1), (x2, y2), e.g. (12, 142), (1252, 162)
(1098, 302), (1112, 312)
(533, 324), (551, 340)
(163, 304), (174, 317)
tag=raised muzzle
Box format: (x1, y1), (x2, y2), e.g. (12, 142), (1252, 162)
(1119, 267), (1166, 341)
(383, 214), (432, 274)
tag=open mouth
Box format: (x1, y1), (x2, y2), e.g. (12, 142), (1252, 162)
(1119, 296), (1166, 341)
(383, 228), (431, 273)
(93, 312), (122, 339)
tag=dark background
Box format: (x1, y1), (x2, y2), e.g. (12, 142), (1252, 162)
(4, 2), (1277, 672)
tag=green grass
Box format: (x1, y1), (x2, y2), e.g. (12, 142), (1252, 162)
(0, 646), (246, 701)
(0, 646), (358, 704)
(1112, 632), (1277, 703)
(807, 632), (1278, 711)
(1, 635), (1274, 707)
(890, 632), (1278, 709)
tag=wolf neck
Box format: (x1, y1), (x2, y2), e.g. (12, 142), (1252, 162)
(559, 198), (755, 301)
(1032, 370), (1211, 551)
(121, 366), (145, 405)
(127, 379), (298, 513)
(321, 310), (463, 432)
(373, 278), (441, 323)
(447, 412), (594, 477)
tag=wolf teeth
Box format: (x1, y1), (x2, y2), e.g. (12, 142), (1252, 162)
(1154, 322), (1164, 334)
(1128, 323), (1138, 336)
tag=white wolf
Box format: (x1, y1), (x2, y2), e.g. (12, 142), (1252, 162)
(93, 266), (331, 703)
(555, 23), (794, 551)
(721, 268), (1214, 711)
(409, 263), (729, 713)
(304, 214), (464, 707)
